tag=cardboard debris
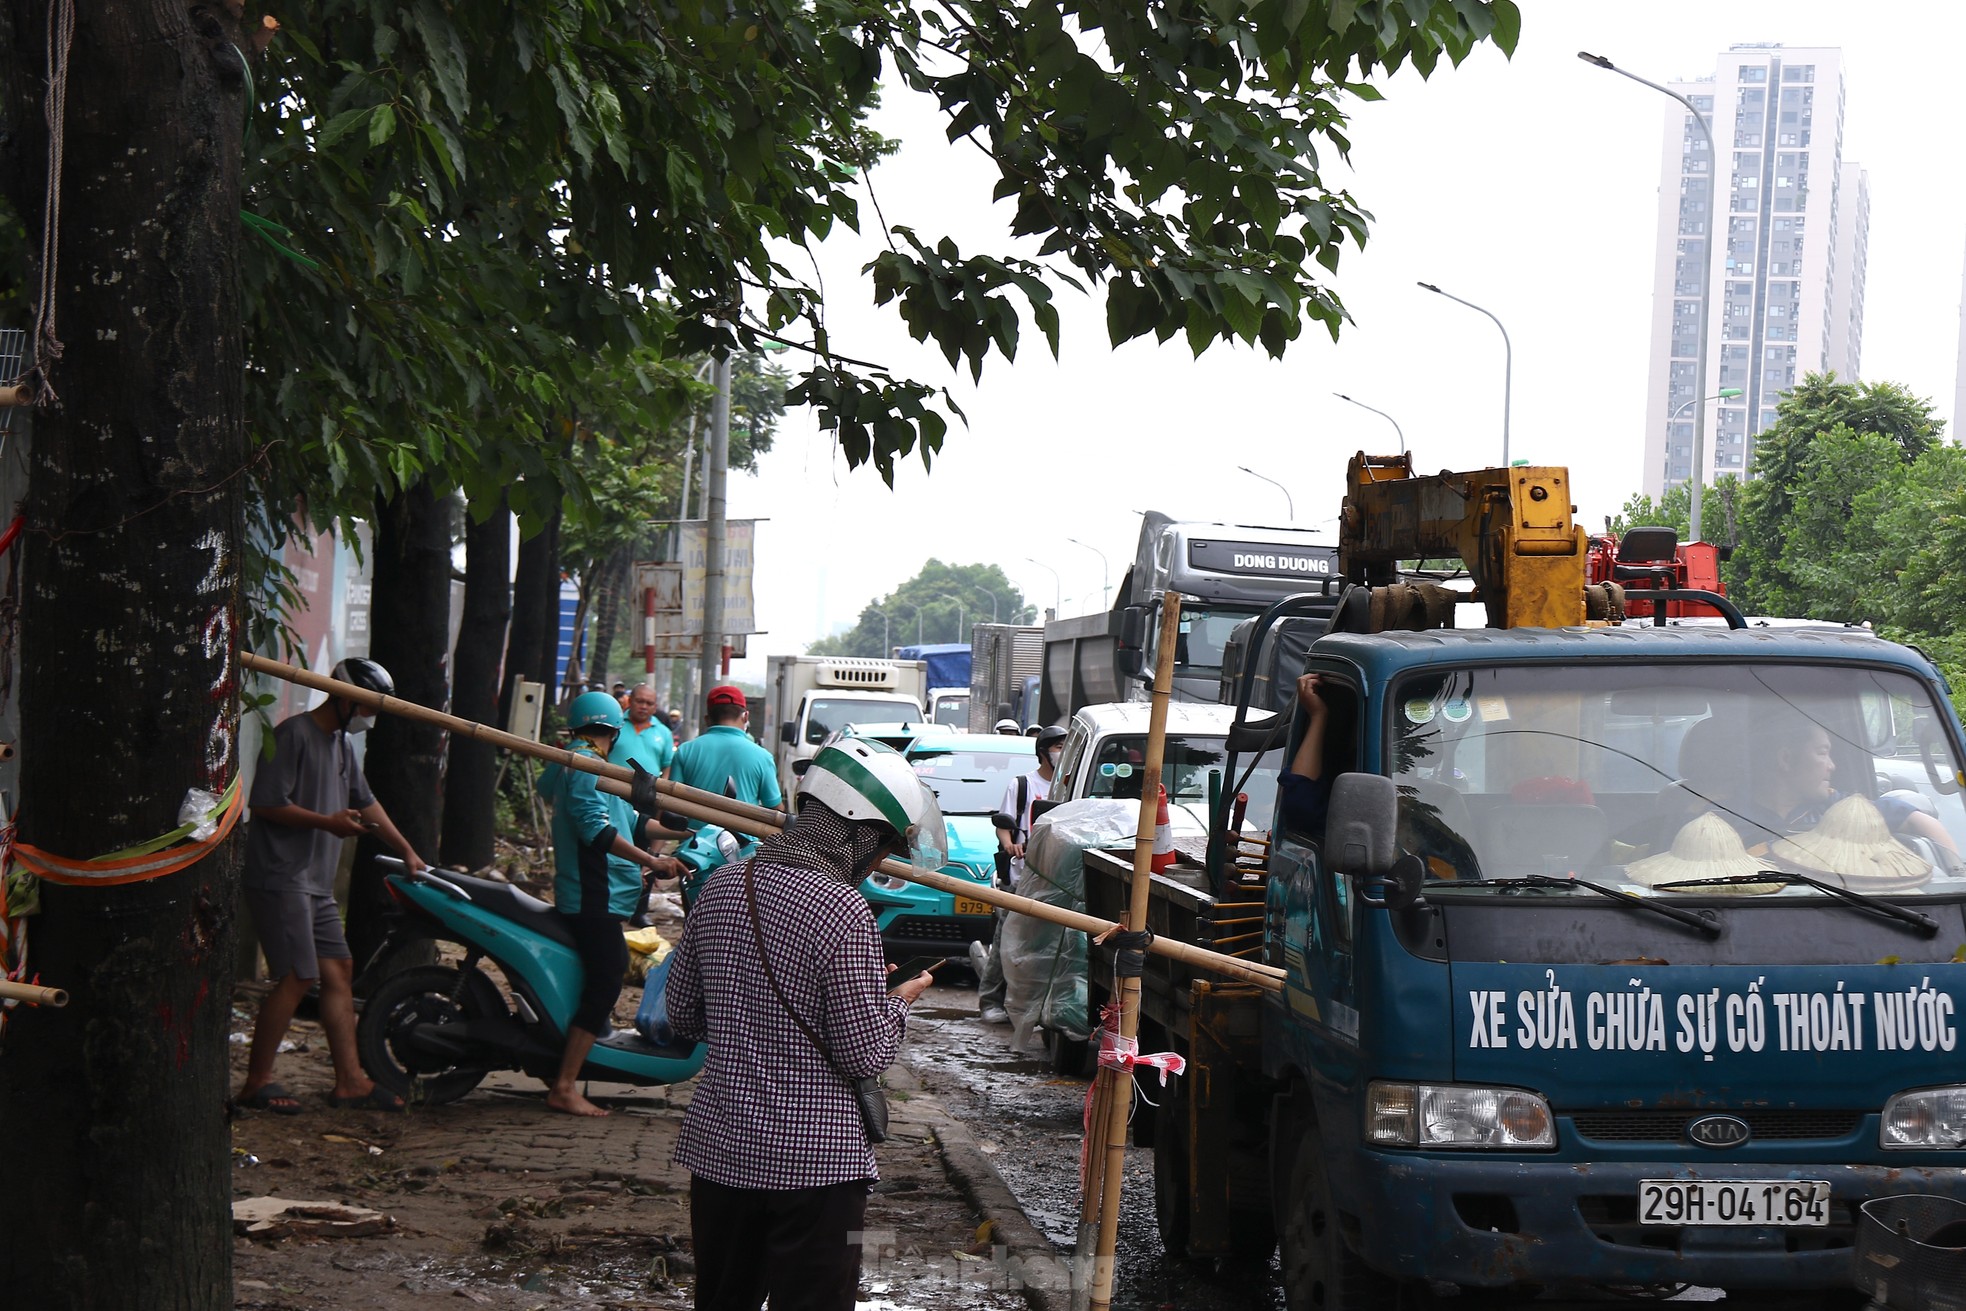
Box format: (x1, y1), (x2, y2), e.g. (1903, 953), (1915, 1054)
(232, 1196), (395, 1239)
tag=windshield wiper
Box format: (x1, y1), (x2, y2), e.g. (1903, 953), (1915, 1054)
(1426, 873), (1721, 938)
(1658, 870), (1941, 937)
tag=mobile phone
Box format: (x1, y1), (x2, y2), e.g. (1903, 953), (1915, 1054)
(886, 956), (945, 990)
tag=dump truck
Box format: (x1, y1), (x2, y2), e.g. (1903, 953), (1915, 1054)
(1083, 454), (1966, 1306)
(1036, 513), (1344, 726)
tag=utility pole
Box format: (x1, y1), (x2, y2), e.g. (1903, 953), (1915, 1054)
(696, 352), (731, 711)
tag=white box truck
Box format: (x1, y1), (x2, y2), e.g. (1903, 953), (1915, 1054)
(762, 655), (928, 797)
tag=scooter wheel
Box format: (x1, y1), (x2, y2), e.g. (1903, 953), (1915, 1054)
(357, 964), (502, 1106)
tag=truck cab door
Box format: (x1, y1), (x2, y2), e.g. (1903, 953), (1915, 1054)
(1265, 670), (1363, 1056)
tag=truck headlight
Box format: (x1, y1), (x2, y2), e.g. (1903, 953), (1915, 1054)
(866, 872), (909, 892)
(1881, 1086), (1966, 1149)
(1366, 1081), (1555, 1150)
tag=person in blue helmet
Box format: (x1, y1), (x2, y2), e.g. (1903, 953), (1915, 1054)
(543, 690), (682, 1117)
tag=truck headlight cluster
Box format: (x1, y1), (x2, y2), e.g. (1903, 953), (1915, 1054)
(866, 872), (909, 891)
(1881, 1086), (1966, 1149)
(1366, 1081), (1555, 1150)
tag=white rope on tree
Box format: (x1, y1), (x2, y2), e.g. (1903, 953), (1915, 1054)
(28, 0), (76, 407)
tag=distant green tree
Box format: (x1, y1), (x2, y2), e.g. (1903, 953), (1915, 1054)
(810, 561), (1033, 656)
(1608, 482), (1691, 539)
(1726, 374), (1945, 615)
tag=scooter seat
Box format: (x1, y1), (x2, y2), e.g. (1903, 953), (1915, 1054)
(435, 870), (578, 951)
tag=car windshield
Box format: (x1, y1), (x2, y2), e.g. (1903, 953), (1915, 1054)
(1083, 733), (1277, 832)
(1389, 662), (1966, 898)
(1174, 607), (1257, 676)
(805, 698), (920, 744)
(908, 747), (1034, 814)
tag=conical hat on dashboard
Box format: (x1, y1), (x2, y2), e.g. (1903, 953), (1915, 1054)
(1769, 795), (1931, 887)
(1626, 812), (1775, 891)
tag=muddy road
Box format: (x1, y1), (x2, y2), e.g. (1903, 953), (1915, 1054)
(901, 985), (1750, 1310)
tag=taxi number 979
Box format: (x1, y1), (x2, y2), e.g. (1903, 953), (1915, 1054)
(1638, 1180), (1830, 1227)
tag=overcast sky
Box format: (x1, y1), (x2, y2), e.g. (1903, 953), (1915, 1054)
(722, 1), (1966, 682)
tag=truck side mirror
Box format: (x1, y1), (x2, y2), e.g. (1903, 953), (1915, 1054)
(780, 722), (798, 745)
(1030, 798), (1062, 824)
(1325, 773), (1398, 878)
(1226, 711), (1287, 755)
(1358, 852), (1427, 912)
(791, 757), (812, 777)
(1117, 605), (1146, 650)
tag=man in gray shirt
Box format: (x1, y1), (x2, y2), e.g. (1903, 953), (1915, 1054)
(234, 658), (425, 1114)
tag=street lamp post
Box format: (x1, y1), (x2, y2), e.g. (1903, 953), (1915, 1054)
(935, 593), (966, 643)
(1666, 389), (1743, 532)
(1236, 465), (1294, 521)
(1418, 281), (1511, 465)
(864, 607), (893, 654)
(1579, 50), (1719, 542)
(1024, 558), (1061, 617)
(1066, 538), (1111, 610)
(1333, 392), (1407, 455)
(974, 585), (999, 623)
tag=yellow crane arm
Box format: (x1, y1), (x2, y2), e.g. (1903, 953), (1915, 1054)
(1336, 452), (1587, 629)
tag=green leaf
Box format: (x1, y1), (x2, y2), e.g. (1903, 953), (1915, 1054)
(368, 104), (397, 148)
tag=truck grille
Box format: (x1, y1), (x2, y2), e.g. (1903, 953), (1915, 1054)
(883, 916), (990, 945)
(1566, 1109), (1864, 1143)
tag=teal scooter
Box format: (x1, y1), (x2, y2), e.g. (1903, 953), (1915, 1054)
(355, 848), (732, 1104)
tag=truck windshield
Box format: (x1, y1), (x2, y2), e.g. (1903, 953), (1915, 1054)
(908, 748), (1034, 815)
(1389, 662), (1966, 898)
(1084, 734), (1277, 832)
(931, 695), (969, 728)
(1174, 607), (1258, 676)
(805, 697), (921, 744)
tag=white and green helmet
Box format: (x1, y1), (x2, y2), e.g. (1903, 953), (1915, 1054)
(798, 737), (949, 870)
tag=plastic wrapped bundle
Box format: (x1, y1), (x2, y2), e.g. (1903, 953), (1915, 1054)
(1001, 799), (1138, 1053)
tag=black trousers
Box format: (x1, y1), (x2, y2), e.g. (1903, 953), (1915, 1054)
(561, 912), (628, 1034)
(689, 1173), (870, 1311)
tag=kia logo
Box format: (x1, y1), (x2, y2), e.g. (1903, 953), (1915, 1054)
(1687, 1115), (1751, 1149)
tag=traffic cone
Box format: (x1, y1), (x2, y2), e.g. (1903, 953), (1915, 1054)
(1151, 785), (1176, 874)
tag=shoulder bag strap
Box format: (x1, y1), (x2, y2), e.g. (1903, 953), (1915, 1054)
(744, 864), (840, 1074)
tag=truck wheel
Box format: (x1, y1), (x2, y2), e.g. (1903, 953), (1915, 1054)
(1277, 1125), (1393, 1311)
(1153, 1078), (1191, 1258)
(357, 964), (503, 1106)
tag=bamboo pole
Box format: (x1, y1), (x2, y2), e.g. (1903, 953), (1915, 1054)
(238, 652), (1284, 992)
(0, 980), (68, 1006)
(1085, 591), (1183, 1311)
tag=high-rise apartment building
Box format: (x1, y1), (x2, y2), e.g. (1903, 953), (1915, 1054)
(1641, 45), (1869, 498)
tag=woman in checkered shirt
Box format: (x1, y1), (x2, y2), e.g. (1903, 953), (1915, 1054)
(667, 738), (945, 1311)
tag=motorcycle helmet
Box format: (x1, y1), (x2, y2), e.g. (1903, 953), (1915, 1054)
(994, 718), (1020, 734)
(1036, 725), (1068, 750)
(331, 656), (394, 696)
(797, 737), (949, 870)
(567, 690), (626, 740)
(329, 657), (392, 733)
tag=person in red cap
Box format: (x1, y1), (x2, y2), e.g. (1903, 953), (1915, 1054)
(671, 684), (783, 813)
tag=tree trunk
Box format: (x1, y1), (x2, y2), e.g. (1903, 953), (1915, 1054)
(588, 546), (631, 687)
(347, 482), (451, 972)
(0, 5), (244, 1306)
(500, 502), (562, 726)
(438, 495), (511, 870)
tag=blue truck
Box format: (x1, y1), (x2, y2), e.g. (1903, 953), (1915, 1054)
(1083, 459), (1966, 1304)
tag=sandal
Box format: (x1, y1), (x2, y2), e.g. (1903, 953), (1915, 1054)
(328, 1087), (407, 1112)
(236, 1082), (304, 1116)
